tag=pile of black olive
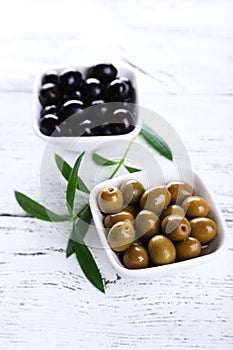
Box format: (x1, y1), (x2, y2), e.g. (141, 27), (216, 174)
(38, 63), (137, 137)
(97, 180), (218, 269)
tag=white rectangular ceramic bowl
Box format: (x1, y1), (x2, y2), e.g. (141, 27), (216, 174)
(33, 65), (142, 152)
(90, 168), (227, 278)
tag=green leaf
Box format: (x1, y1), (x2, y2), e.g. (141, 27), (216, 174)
(71, 222), (105, 293)
(92, 153), (118, 166)
(76, 205), (92, 238)
(140, 124), (173, 161)
(124, 164), (142, 173)
(78, 178), (90, 194)
(55, 154), (90, 194)
(66, 204), (92, 258)
(66, 239), (75, 258)
(15, 191), (70, 222)
(66, 152), (85, 213)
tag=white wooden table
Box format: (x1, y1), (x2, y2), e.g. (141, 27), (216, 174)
(1, 0), (233, 349)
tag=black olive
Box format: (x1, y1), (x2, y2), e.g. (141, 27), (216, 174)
(124, 87), (136, 103)
(60, 100), (84, 121)
(39, 83), (61, 107)
(82, 78), (103, 101)
(90, 101), (111, 123)
(79, 118), (96, 136)
(119, 76), (132, 91)
(119, 102), (137, 117)
(105, 78), (130, 102)
(41, 70), (59, 85)
(59, 68), (83, 92)
(93, 123), (113, 136)
(58, 118), (78, 136)
(40, 114), (59, 136)
(88, 63), (117, 83)
(90, 99), (105, 106)
(109, 108), (135, 135)
(40, 105), (58, 118)
(62, 90), (83, 103)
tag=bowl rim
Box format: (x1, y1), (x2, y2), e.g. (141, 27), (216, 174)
(89, 168), (227, 277)
(32, 64), (141, 146)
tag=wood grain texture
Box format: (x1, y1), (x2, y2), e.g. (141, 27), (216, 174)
(0, 0), (233, 349)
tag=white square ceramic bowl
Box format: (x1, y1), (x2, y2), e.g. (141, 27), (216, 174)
(32, 65), (142, 152)
(89, 168), (227, 278)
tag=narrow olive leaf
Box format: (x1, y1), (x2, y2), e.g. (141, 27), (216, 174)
(78, 178), (90, 194)
(66, 205), (92, 258)
(15, 191), (70, 222)
(140, 124), (173, 161)
(76, 205), (92, 238)
(124, 164), (142, 173)
(66, 152), (85, 213)
(92, 153), (118, 166)
(55, 154), (90, 194)
(71, 222), (105, 293)
(66, 239), (75, 258)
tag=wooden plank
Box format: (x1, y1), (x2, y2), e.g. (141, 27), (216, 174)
(1, 92), (232, 220)
(0, 0), (233, 348)
(0, 216), (232, 349)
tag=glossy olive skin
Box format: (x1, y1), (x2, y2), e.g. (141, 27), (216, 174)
(39, 83), (61, 107)
(175, 237), (201, 261)
(123, 244), (149, 269)
(107, 221), (135, 252)
(148, 235), (176, 265)
(160, 205), (185, 219)
(120, 179), (144, 205)
(104, 211), (134, 228)
(59, 68), (83, 92)
(167, 181), (195, 204)
(98, 186), (123, 214)
(122, 205), (138, 217)
(182, 196), (209, 218)
(124, 87), (136, 103)
(41, 70), (59, 85)
(109, 109), (134, 135)
(40, 114), (59, 136)
(89, 63), (117, 83)
(40, 104), (58, 118)
(135, 210), (160, 242)
(60, 100), (84, 120)
(140, 186), (171, 215)
(190, 217), (217, 244)
(161, 215), (191, 241)
(105, 78), (130, 102)
(82, 78), (102, 101)
(62, 90), (83, 103)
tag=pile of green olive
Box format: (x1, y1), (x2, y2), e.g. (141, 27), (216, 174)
(97, 179), (218, 269)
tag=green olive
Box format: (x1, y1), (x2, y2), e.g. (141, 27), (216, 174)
(160, 205), (185, 219)
(104, 211), (134, 228)
(182, 196), (209, 218)
(175, 237), (201, 261)
(140, 186), (171, 215)
(161, 215), (191, 241)
(123, 244), (149, 269)
(122, 204), (138, 217)
(107, 221), (135, 252)
(135, 210), (160, 242)
(120, 179), (145, 205)
(190, 217), (217, 244)
(98, 186), (123, 214)
(148, 235), (176, 265)
(167, 181), (195, 204)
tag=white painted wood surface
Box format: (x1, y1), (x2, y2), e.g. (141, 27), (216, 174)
(0, 0), (233, 349)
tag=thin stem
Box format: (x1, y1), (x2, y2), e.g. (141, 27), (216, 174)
(108, 136), (136, 179)
(72, 203), (89, 221)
